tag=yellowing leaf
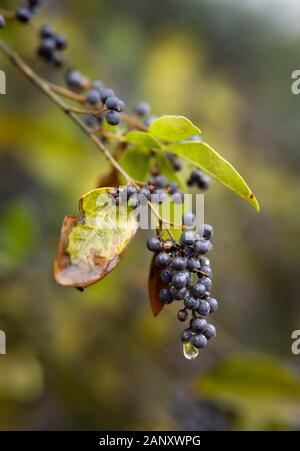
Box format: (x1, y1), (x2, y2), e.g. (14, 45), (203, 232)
(165, 141), (260, 211)
(54, 188), (138, 288)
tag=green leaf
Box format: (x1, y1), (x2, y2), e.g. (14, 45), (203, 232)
(149, 115), (201, 142)
(125, 131), (161, 149)
(119, 146), (152, 182)
(54, 188), (138, 288)
(165, 141), (260, 211)
(194, 354), (300, 430)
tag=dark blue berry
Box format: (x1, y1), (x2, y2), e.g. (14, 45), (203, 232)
(172, 272), (188, 289)
(172, 287), (188, 300)
(138, 187), (151, 201)
(100, 87), (115, 103)
(38, 38), (56, 59)
(16, 7), (32, 23)
(105, 96), (124, 112)
(126, 185), (138, 198)
(180, 328), (193, 343)
(182, 212), (196, 227)
(92, 80), (104, 91)
(191, 334), (208, 349)
(152, 189), (167, 204)
(160, 268), (173, 284)
(84, 115), (98, 128)
(208, 298), (218, 313)
(199, 224), (214, 240)
(198, 300), (210, 316)
(191, 283), (206, 298)
(180, 231), (194, 247)
(171, 257), (187, 271)
(204, 324), (216, 339)
(199, 276), (212, 292)
(106, 111), (120, 126)
(134, 101), (150, 116)
(201, 265), (213, 278)
(155, 252), (171, 268)
(191, 318), (207, 333)
(147, 237), (161, 252)
(187, 257), (200, 271)
(0, 15), (6, 29)
(154, 175), (167, 188)
(65, 70), (85, 91)
(55, 34), (68, 51)
(167, 182), (178, 194)
(171, 190), (184, 204)
(184, 297), (199, 310)
(194, 240), (210, 255)
(159, 288), (173, 304)
(86, 89), (101, 105)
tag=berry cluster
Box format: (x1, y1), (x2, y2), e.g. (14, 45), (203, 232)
(37, 24), (67, 66)
(16, 0), (42, 23)
(147, 219), (217, 356)
(187, 169), (211, 190)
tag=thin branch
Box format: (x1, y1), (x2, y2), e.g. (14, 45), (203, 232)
(48, 82), (86, 103)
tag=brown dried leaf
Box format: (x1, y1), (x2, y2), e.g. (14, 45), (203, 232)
(148, 255), (167, 317)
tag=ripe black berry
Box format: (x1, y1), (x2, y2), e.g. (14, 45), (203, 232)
(55, 34), (67, 51)
(191, 318), (207, 333)
(133, 101), (150, 116)
(194, 240), (210, 255)
(38, 38), (56, 59)
(200, 223), (214, 240)
(172, 272), (188, 289)
(160, 268), (173, 284)
(184, 296), (199, 311)
(198, 300), (210, 316)
(106, 111), (120, 126)
(171, 190), (184, 204)
(180, 231), (194, 247)
(155, 252), (171, 268)
(138, 187), (151, 201)
(105, 96), (124, 112)
(199, 276), (212, 292)
(190, 334), (208, 349)
(65, 70), (86, 91)
(180, 328), (193, 343)
(100, 87), (115, 103)
(16, 7), (32, 23)
(182, 212), (196, 227)
(191, 283), (206, 298)
(154, 175), (167, 188)
(171, 287), (188, 300)
(171, 257), (187, 271)
(187, 257), (200, 271)
(159, 288), (173, 304)
(207, 298), (218, 313)
(39, 24), (53, 38)
(147, 236), (161, 252)
(86, 89), (101, 105)
(204, 324), (216, 339)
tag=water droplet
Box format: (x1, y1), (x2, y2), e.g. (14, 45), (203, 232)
(183, 342), (199, 360)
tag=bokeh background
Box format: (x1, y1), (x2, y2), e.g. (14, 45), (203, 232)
(1, 0), (300, 431)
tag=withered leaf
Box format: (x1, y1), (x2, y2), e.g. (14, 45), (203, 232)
(54, 188), (138, 288)
(96, 169), (119, 188)
(148, 255), (167, 317)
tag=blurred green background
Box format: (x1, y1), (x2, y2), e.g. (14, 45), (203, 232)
(1, 0), (300, 431)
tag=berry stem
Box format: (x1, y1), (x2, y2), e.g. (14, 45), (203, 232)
(48, 82), (86, 103)
(121, 113), (148, 131)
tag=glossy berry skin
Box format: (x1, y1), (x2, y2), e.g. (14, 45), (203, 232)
(198, 300), (210, 316)
(134, 101), (150, 116)
(187, 257), (200, 271)
(200, 223), (214, 240)
(191, 334), (208, 349)
(160, 268), (173, 284)
(194, 240), (210, 255)
(0, 15), (6, 29)
(180, 231), (194, 247)
(86, 89), (101, 105)
(105, 96), (124, 111)
(177, 309), (188, 322)
(147, 236), (161, 252)
(182, 212), (196, 227)
(171, 287), (188, 300)
(16, 7), (32, 23)
(184, 296), (199, 311)
(199, 276), (212, 292)
(155, 252), (171, 268)
(171, 257), (187, 271)
(204, 324), (216, 339)
(180, 328), (193, 343)
(201, 265), (212, 278)
(191, 283), (206, 299)
(159, 288), (173, 304)
(106, 111), (120, 126)
(191, 318), (207, 333)
(125, 185), (138, 198)
(172, 272), (188, 289)
(55, 34), (67, 50)
(208, 298), (218, 313)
